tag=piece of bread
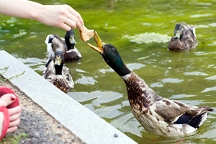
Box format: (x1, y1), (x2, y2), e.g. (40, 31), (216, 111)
(79, 26), (95, 41)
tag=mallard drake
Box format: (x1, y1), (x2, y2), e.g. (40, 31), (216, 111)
(168, 23), (198, 51)
(86, 32), (213, 137)
(45, 30), (82, 62)
(42, 50), (74, 93)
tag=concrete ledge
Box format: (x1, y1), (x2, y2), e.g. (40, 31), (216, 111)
(0, 50), (137, 144)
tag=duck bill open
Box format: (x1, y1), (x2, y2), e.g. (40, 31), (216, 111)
(86, 31), (105, 53)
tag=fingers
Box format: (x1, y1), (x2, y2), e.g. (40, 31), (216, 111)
(60, 23), (71, 31)
(39, 5), (84, 31)
(60, 12), (82, 31)
(65, 5), (84, 30)
(0, 94), (16, 107)
(64, 16), (78, 29)
(68, 7), (84, 25)
(65, 4), (84, 24)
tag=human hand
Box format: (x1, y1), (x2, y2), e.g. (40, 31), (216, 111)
(37, 4), (84, 31)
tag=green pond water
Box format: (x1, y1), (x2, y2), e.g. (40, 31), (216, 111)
(1, 0), (216, 143)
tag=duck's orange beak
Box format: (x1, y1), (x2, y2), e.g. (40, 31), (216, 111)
(86, 31), (106, 53)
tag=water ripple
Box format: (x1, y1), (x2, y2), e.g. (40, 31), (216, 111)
(151, 82), (164, 88)
(170, 94), (196, 99)
(205, 75), (216, 80)
(111, 113), (142, 137)
(75, 76), (97, 85)
(202, 86), (216, 93)
(209, 23), (216, 27)
(190, 14), (212, 18)
(184, 71), (208, 76)
(123, 33), (171, 44)
(161, 78), (184, 83)
(94, 105), (123, 119)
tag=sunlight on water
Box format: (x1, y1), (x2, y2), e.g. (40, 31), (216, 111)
(1, 0), (216, 143)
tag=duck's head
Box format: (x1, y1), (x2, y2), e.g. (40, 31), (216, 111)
(65, 30), (76, 50)
(86, 32), (131, 76)
(45, 34), (54, 45)
(174, 24), (183, 39)
(45, 34), (55, 59)
(54, 51), (64, 75)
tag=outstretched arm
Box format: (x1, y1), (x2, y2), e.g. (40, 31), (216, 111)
(0, 0), (84, 31)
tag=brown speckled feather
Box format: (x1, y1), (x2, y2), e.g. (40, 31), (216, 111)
(122, 72), (213, 136)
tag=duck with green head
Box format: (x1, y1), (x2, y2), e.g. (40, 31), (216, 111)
(86, 32), (213, 137)
(42, 46), (74, 93)
(168, 22), (198, 51)
(45, 30), (82, 62)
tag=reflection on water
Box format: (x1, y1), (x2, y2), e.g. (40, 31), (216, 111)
(1, 0), (216, 143)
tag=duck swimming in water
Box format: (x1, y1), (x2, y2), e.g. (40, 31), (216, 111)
(86, 32), (213, 137)
(42, 37), (74, 92)
(168, 23), (198, 51)
(45, 30), (82, 62)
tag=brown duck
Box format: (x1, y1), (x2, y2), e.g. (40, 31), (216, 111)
(168, 23), (198, 51)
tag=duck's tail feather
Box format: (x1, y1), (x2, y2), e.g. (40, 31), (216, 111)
(174, 113), (192, 124)
(174, 107), (213, 129)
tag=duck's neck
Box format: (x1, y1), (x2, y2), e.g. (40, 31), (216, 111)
(55, 64), (63, 75)
(65, 40), (75, 50)
(122, 72), (160, 109)
(102, 54), (131, 76)
(113, 63), (131, 76)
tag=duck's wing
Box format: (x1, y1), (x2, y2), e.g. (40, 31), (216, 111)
(181, 31), (198, 49)
(181, 23), (198, 48)
(64, 47), (82, 62)
(62, 66), (74, 89)
(51, 34), (66, 54)
(70, 47), (82, 58)
(153, 98), (213, 127)
(42, 60), (55, 83)
(182, 23), (197, 39)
